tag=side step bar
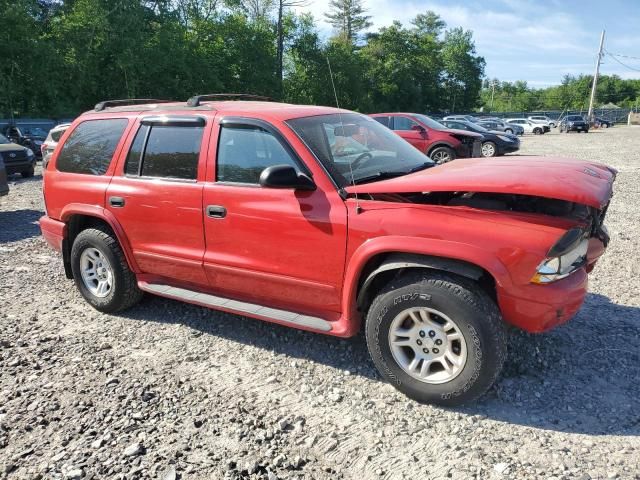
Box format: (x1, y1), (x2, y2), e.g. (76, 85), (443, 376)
(138, 281), (333, 332)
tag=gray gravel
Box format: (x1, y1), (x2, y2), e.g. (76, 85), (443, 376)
(1, 126), (639, 479)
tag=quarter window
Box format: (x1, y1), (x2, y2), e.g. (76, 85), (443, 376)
(217, 125), (300, 184)
(125, 124), (203, 180)
(56, 119), (128, 175)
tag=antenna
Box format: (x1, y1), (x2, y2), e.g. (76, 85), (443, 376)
(326, 55), (362, 214)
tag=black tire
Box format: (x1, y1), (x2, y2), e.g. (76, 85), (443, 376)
(70, 226), (143, 313)
(21, 165), (35, 178)
(481, 141), (497, 157)
(428, 146), (456, 164)
(504, 128), (513, 134)
(365, 272), (507, 406)
(533, 128), (542, 135)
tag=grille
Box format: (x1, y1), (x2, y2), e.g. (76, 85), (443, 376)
(1, 150), (28, 163)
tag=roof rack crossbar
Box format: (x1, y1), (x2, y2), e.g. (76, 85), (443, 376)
(94, 99), (174, 112)
(187, 93), (275, 107)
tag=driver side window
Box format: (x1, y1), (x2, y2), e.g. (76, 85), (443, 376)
(392, 116), (419, 131)
(216, 125), (300, 184)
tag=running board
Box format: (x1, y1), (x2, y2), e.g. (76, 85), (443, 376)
(138, 281), (332, 332)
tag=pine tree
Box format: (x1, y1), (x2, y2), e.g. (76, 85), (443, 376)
(324, 0), (372, 42)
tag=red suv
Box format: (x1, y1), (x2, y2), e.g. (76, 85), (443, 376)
(40, 96), (615, 405)
(370, 112), (482, 163)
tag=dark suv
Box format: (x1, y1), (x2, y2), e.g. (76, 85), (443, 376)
(0, 133), (36, 177)
(560, 115), (589, 133)
(3, 125), (47, 158)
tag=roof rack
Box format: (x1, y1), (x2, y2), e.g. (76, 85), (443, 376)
(94, 99), (174, 112)
(186, 93), (275, 107)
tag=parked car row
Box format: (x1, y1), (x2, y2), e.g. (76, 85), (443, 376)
(370, 112), (520, 163)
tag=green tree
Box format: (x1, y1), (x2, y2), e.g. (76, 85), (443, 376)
(324, 0), (372, 42)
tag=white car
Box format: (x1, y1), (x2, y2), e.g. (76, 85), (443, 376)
(41, 123), (71, 167)
(528, 115), (556, 128)
(505, 118), (546, 135)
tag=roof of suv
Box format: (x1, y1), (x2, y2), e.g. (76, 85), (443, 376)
(81, 100), (347, 122)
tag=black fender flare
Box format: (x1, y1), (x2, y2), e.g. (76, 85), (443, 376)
(356, 253), (485, 308)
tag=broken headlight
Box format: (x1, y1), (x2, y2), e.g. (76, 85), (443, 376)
(531, 228), (589, 284)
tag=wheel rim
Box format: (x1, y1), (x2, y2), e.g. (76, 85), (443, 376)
(388, 307), (468, 384)
(80, 247), (113, 298)
(481, 143), (495, 157)
(432, 150), (452, 164)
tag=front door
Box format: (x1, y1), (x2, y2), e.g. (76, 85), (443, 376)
(106, 116), (210, 286)
(202, 117), (348, 316)
(391, 116), (428, 151)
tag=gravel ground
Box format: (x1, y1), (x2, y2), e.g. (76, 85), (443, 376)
(1, 126), (639, 480)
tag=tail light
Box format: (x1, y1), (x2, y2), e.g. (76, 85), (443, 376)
(41, 143), (48, 154)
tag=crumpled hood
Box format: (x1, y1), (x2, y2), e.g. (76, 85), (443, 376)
(345, 156), (616, 209)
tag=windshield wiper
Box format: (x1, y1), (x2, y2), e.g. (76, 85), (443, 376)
(352, 171), (407, 185)
(407, 162), (435, 173)
(352, 163), (435, 185)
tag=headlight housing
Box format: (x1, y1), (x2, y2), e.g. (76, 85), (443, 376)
(531, 228), (589, 284)
(26, 148), (34, 157)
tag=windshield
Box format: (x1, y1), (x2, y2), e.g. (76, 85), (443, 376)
(22, 126), (48, 137)
(0, 134), (9, 144)
(414, 114), (447, 130)
(287, 113), (435, 187)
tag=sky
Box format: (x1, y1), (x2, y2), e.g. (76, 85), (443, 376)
(294, 0), (640, 87)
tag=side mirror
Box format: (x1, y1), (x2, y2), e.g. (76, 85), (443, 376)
(411, 124), (426, 134)
(259, 164), (316, 191)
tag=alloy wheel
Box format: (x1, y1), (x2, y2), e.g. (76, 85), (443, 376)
(388, 307), (468, 384)
(80, 247), (114, 298)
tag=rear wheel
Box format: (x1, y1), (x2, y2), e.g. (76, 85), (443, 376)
(533, 127), (542, 135)
(504, 128), (513, 134)
(429, 146), (455, 164)
(481, 141), (497, 157)
(365, 272), (507, 406)
(71, 226), (142, 312)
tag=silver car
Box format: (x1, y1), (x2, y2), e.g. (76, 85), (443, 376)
(477, 120), (524, 136)
(42, 123), (71, 168)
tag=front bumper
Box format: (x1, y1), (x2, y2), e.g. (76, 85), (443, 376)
(40, 215), (66, 252)
(498, 268), (588, 333)
(5, 159), (35, 174)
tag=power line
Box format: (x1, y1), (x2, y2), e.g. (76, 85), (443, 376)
(604, 50), (640, 72)
(606, 51), (640, 61)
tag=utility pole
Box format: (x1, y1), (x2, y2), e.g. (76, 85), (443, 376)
(490, 80), (497, 112)
(587, 30), (605, 120)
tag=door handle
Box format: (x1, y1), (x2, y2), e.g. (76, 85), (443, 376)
(109, 196), (125, 208)
(206, 205), (226, 218)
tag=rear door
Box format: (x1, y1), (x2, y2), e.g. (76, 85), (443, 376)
(201, 117), (347, 315)
(391, 115), (428, 152)
(106, 115), (210, 286)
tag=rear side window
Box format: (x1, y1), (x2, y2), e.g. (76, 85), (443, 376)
(50, 129), (66, 142)
(125, 124), (203, 180)
(56, 119), (128, 175)
(217, 125), (300, 184)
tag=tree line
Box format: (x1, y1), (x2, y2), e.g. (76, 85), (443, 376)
(1, 0), (485, 118)
(479, 74), (640, 113)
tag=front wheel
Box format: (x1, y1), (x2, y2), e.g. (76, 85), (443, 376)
(21, 165), (35, 178)
(504, 128), (513, 134)
(481, 141), (497, 157)
(365, 273), (507, 406)
(71, 226), (143, 312)
(533, 128), (542, 135)
(429, 146), (455, 164)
